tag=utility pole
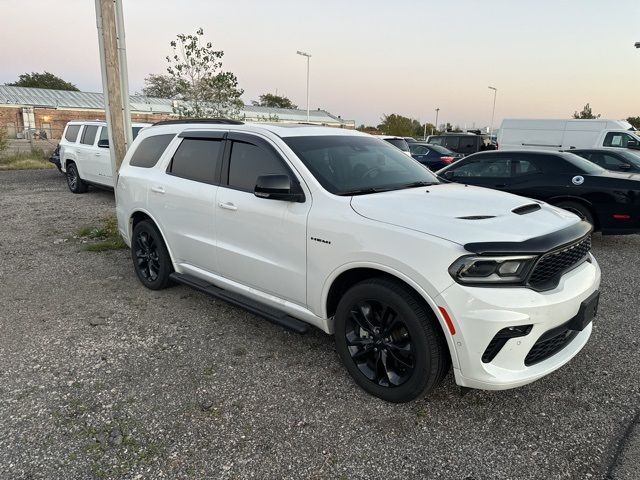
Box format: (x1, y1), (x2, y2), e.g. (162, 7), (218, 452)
(95, 0), (132, 186)
(434, 108), (440, 134)
(296, 51), (311, 122)
(488, 86), (497, 137)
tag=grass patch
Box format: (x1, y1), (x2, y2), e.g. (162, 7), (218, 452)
(77, 216), (127, 252)
(0, 149), (54, 170)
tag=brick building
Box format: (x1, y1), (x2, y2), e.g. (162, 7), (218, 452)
(0, 85), (354, 140)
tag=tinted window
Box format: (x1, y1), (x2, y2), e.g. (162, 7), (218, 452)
(452, 157), (511, 178)
(284, 135), (438, 195)
(168, 138), (221, 182)
(64, 124), (81, 142)
(80, 125), (98, 145)
(384, 138), (410, 152)
(457, 136), (477, 154)
(513, 159), (541, 176)
(130, 134), (175, 168)
(227, 141), (289, 192)
(603, 132), (636, 148)
(428, 136), (445, 146)
(561, 153), (604, 174)
(410, 144), (430, 155)
(443, 137), (460, 150)
(589, 153), (631, 170)
(427, 144), (456, 156)
(99, 126), (145, 144)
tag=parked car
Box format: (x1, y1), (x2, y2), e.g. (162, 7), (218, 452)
(498, 118), (640, 151)
(115, 119), (600, 402)
(380, 135), (412, 156)
(437, 149), (640, 234)
(427, 133), (495, 155)
(408, 142), (463, 171)
(48, 144), (61, 172)
(567, 148), (640, 173)
(59, 120), (148, 193)
(404, 137), (418, 143)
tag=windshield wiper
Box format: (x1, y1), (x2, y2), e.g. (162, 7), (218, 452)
(395, 180), (438, 189)
(339, 187), (392, 196)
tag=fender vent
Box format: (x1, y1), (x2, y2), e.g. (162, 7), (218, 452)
(457, 215), (496, 220)
(512, 204), (541, 215)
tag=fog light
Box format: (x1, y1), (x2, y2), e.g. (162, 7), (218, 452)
(498, 261), (522, 275)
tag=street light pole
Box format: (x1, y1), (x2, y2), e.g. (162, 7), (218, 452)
(296, 50), (311, 122)
(488, 86), (497, 137)
(434, 108), (440, 134)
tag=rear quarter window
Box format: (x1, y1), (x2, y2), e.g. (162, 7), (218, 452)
(129, 134), (175, 168)
(64, 125), (81, 142)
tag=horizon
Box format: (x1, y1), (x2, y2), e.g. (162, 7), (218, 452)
(1, 0), (639, 127)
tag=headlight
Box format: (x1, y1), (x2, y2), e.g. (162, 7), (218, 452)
(448, 255), (537, 285)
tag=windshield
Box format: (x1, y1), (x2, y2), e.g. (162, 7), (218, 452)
(284, 135), (439, 195)
(617, 150), (640, 166)
(384, 138), (410, 152)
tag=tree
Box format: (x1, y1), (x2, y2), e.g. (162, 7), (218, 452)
(155, 28), (244, 118)
(378, 114), (422, 137)
(626, 117), (640, 130)
(252, 93), (297, 109)
(141, 74), (183, 98)
(6, 71), (79, 91)
(573, 103), (600, 119)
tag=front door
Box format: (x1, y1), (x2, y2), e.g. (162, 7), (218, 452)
(215, 133), (309, 306)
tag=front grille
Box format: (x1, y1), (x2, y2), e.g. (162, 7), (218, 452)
(528, 236), (591, 290)
(524, 325), (579, 366)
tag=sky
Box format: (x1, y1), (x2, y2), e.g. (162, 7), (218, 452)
(1, 0), (639, 128)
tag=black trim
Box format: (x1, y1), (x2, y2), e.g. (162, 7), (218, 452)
(169, 272), (309, 334)
(178, 130), (227, 140)
(152, 118), (243, 126)
(464, 221), (592, 255)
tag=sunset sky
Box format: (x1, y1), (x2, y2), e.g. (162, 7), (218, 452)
(1, 0), (639, 128)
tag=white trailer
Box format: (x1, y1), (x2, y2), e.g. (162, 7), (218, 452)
(498, 119), (640, 152)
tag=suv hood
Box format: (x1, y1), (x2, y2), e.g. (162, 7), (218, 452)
(350, 183), (580, 246)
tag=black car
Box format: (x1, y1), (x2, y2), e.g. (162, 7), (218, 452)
(437, 150), (640, 234)
(409, 142), (463, 171)
(566, 148), (640, 173)
(427, 133), (496, 155)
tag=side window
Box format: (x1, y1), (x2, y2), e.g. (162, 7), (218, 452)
(227, 141), (289, 192)
(603, 132), (634, 148)
(513, 158), (542, 176)
(443, 137), (460, 151)
(457, 137), (477, 154)
(99, 126), (108, 143)
(410, 145), (429, 155)
(452, 157), (511, 178)
(130, 134), (175, 168)
(592, 153), (629, 170)
(64, 125), (81, 142)
(168, 138), (221, 183)
(80, 125), (98, 145)
(429, 136), (444, 146)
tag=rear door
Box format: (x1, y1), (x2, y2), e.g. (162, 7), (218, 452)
(215, 132), (310, 305)
(77, 124), (100, 182)
(95, 126), (114, 185)
(149, 132), (224, 275)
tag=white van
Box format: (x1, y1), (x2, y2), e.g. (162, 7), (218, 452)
(498, 119), (640, 152)
(59, 120), (149, 193)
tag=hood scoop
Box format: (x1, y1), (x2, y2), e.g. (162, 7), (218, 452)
(512, 203), (542, 215)
(457, 215), (496, 220)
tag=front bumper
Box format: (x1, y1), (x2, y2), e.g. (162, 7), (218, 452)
(436, 255), (601, 390)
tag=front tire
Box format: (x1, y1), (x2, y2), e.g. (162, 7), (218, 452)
(334, 278), (450, 403)
(66, 162), (88, 194)
(131, 220), (173, 290)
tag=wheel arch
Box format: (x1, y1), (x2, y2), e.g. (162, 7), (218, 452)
(129, 209), (177, 270)
(323, 263), (459, 369)
(547, 195), (599, 230)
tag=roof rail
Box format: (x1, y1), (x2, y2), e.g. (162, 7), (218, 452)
(151, 118), (244, 126)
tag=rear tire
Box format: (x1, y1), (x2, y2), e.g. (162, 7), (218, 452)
(131, 220), (173, 290)
(334, 277), (450, 403)
(555, 201), (595, 228)
(66, 162), (88, 194)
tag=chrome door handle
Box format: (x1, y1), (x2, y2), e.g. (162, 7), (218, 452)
(151, 186), (165, 194)
(94, 153), (101, 156)
(218, 201), (237, 211)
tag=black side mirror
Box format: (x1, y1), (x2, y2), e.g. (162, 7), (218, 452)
(97, 139), (109, 148)
(255, 174), (305, 202)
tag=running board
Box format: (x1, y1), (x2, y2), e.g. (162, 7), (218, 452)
(169, 272), (309, 334)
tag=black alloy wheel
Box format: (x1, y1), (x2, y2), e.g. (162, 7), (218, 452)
(66, 162), (87, 193)
(335, 278), (450, 403)
(131, 220), (173, 290)
(345, 300), (415, 387)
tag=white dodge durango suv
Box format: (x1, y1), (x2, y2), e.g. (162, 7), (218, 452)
(116, 119), (601, 402)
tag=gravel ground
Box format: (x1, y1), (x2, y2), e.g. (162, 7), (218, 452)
(1, 169), (639, 480)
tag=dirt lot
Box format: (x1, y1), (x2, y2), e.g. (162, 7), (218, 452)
(1, 169), (639, 479)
